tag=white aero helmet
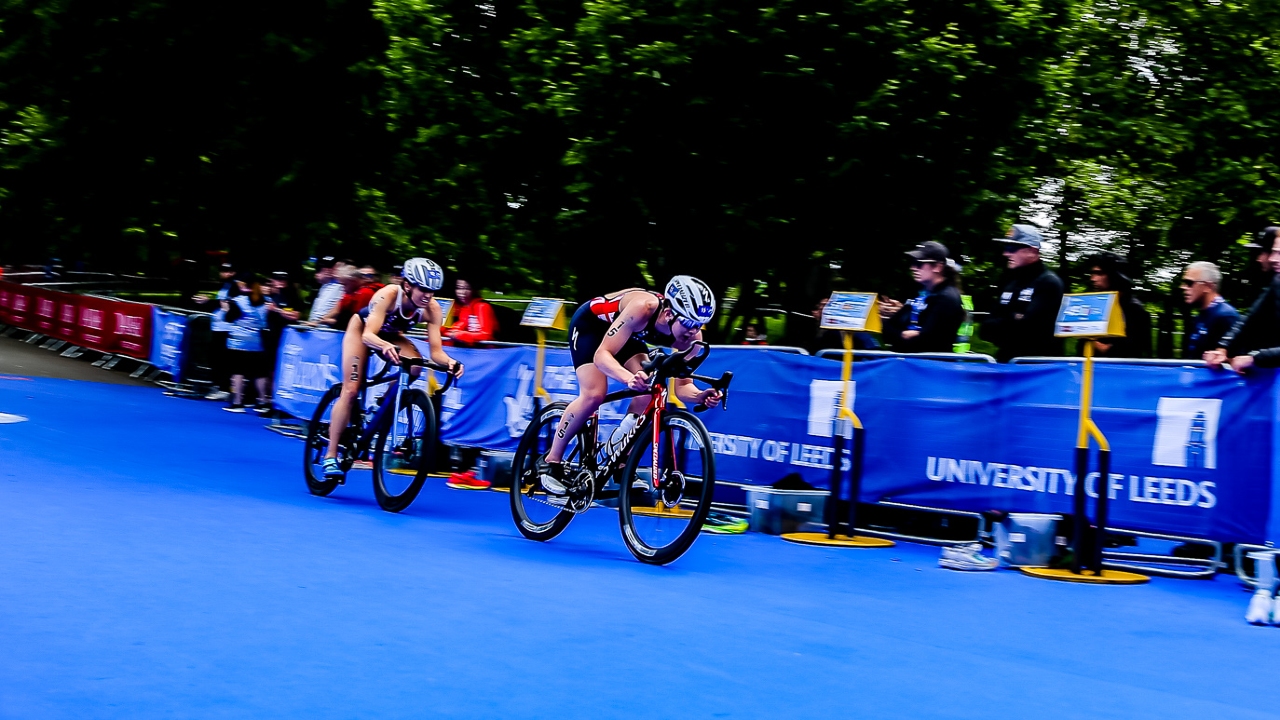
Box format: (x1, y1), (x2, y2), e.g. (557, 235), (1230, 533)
(664, 275), (715, 327)
(402, 257), (444, 291)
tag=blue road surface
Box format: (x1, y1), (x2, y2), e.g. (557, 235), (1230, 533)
(2, 374), (1280, 719)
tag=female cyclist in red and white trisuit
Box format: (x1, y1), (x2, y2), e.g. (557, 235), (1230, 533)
(321, 257), (462, 480)
(537, 275), (723, 494)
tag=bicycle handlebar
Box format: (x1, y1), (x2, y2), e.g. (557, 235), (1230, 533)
(399, 357), (459, 394)
(635, 342), (733, 412)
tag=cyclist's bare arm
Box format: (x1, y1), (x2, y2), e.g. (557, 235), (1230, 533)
(594, 294), (659, 389)
(668, 330), (722, 406)
(361, 286), (401, 355)
(424, 300), (463, 377)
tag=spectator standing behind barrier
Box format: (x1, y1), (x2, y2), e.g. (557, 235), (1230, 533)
(318, 265), (382, 329)
(308, 256), (344, 323)
(221, 276), (273, 414)
(1181, 261), (1238, 360)
(1207, 227), (1280, 372)
(444, 276), (498, 347)
(741, 323), (768, 346)
(263, 271), (303, 412)
(441, 274), (499, 490)
(1084, 252), (1150, 358)
(981, 224), (1065, 362)
(192, 261), (240, 401)
(879, 241), (966, 353)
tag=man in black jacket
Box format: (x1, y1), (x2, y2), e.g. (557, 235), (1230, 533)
(981, 224), (1065, 362)
(1207, 226), (1280, 372)
(880, 241), (966, 353)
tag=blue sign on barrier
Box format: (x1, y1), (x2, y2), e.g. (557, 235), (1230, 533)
(149, 308), (189, 380)
(271, 327), (1280, 544)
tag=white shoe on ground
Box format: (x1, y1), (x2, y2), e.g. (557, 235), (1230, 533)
(939, 544), (998, 571)
(1246, 589), (1273, 625)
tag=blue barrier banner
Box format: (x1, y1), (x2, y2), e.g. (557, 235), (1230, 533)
(274, 328), (344, 420)
(149, 308), (189, 380)
(274, 330), (1280, 543)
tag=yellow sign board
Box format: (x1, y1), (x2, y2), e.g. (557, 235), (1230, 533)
(820, 292), (881, 333)
(1055, 292), (1126, 338)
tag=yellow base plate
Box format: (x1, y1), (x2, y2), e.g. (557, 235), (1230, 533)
(631, 505), (695, 519)
(1019, 567), (1149, 585)
(387, 468), (417, 476)
(780, 533), (896, 548)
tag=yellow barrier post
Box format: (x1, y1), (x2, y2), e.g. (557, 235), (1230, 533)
(782, 293), (893, 549)
(520, 299), (567, 420)
(1022, 293), (1146, 584)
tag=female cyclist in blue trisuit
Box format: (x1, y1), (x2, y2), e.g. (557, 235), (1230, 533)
(321, 257), (462, 479)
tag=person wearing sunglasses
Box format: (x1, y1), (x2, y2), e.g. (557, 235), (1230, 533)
(320, 257), (463, 480)
(879, 241), (967, 353)
(1180, 262), (1238, 360)
(537, 275), (723, 495)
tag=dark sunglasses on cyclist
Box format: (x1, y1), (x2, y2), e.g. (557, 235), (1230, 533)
(676, 317), (703, 331)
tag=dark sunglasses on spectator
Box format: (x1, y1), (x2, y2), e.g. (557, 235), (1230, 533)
(911, 260), (938, 269)
(1180, 279), (1204, 288)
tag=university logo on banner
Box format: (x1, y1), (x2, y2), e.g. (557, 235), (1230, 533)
(807, 379), (853, 439)
(1152, 397), (1222, 470)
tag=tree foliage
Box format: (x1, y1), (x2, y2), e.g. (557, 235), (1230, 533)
(1, 0), (1278, 346)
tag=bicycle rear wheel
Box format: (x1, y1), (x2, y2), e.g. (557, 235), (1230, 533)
(304, 385), (344, 497)
(618, 408), (716, 565)
(509, 402), (581, 541)
(372, 389), (436, 513)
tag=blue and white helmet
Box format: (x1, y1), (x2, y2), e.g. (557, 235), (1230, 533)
(402, 257), (444, 291)
(664, 275), (715, 327)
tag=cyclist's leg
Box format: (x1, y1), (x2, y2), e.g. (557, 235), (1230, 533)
(545, 363), (608, 463)
(326, 316), (370, 459)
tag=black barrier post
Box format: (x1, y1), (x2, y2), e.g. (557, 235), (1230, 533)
(826, 417), (845, 539)
(1093, 448), (1112, 574)
(1071, 446), (1089, 575)
(847, 425), (865, 538)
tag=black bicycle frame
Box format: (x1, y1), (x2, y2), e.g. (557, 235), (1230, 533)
(346, 358), (454, 461)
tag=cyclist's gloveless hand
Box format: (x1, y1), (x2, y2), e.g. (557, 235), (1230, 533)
(628, 371), (652, 392)
(450, 360), (465, 379)
(381, 345), (402, 366)
(697, 389), (723, 408)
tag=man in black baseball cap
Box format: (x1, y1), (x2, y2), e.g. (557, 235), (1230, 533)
(1208, 225), (1280, 372)
(1243, 226), (1279, 272)
(980, 224), (1065, 362)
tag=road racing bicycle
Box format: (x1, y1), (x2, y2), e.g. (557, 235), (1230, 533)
(303, 357), (456, 513)
(509, 343), (732, 564)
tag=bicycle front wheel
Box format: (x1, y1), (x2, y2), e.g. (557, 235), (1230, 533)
(372, 389), (436, 513)
(618, 409), (716, 565)
(304, 385), (343, 497)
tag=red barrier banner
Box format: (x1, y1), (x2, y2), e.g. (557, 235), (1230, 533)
(0, 280), (152, 359)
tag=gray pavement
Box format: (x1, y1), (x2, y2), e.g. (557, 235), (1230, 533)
(0, 332), (151, 385)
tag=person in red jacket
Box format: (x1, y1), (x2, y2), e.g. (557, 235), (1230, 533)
(441, 275), (500, 490)
(444, 276), (498, 347)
